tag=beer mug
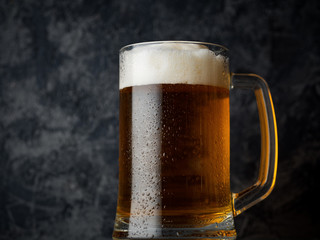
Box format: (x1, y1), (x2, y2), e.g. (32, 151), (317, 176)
(113, 41), (278, 239)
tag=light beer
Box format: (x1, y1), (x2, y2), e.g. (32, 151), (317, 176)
(115, 43), (232, 238)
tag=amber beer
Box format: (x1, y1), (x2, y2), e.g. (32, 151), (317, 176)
(118, 83), (231, 225)
(115, 42), (233, 238)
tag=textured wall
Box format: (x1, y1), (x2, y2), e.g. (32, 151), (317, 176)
(0, 0), (319, 239)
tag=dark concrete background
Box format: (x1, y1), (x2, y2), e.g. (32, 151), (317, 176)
(0, 0), (319, 239)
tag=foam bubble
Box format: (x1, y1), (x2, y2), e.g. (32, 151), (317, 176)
(120, 42), (229, 89)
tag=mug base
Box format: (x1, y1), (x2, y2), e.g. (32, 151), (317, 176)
(113, 214), (236, 239)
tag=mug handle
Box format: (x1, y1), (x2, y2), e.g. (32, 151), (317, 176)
(231, 73), (278, 216)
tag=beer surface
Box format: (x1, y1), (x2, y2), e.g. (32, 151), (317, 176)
(118, 84), (231, 229)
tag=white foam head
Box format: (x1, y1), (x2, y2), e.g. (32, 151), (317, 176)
(120, 42), (229, 89)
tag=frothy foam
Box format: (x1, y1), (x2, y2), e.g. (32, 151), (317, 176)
(120, 42), (229, 90)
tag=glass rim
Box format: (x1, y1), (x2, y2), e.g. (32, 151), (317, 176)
(120, 40), (229, 53)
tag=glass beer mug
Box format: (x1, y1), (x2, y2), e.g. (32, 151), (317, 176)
(113, 41), (278, 239)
